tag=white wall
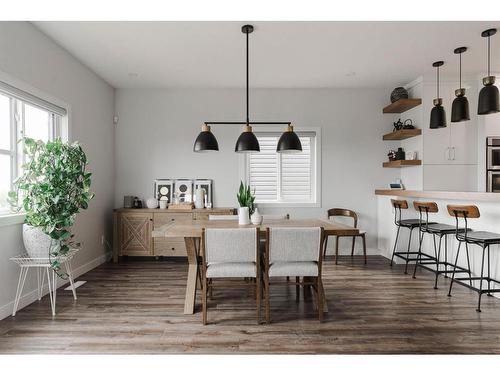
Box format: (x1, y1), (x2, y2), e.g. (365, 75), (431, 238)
(0, 22), (115, 319)
(115, 88), (398, 254)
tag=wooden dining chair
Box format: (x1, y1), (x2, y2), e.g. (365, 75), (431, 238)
(324, 208), (367, 264)
(200, 227), (261, 325)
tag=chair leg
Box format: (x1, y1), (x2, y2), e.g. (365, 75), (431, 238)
(447, 241), (462, 297)
(202, 273), (208, 325)
(265, 274), (270, 324)
(487, 245), (492, 297)
(433, 234), (442, 289)
(295, 276), (300, 302)
(351, 236), (356, 257)
(465, 243), (472, 287)
(335, 236), (339, 265)
(390, 226), (401, 267)
(412, 229), (424, 279)
(444, 237), (448, 278)
(323, 236), (329, 259)
(317, 277), (323, 322)
(362, 234), (367, 264)
(256, 275), (261, 324)
(403, 228), (415, 274)
(477, 244), (487, 312)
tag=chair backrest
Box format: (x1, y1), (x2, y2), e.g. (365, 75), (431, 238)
(391, 199), (408, 209)
(208, 214), (238, 221)
(262, 214), (290, 221)
(267, 227), (323, 263)
(203, 228), (258, 263)
(447, 205), (480, 219)
(413, 201), (438, 213)
(327, 208), (358, 228)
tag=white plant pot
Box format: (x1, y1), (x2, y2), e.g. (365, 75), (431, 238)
(251, 208), (263, 225)
(23, 224), (53, 259)
(238, 207), (250, 225)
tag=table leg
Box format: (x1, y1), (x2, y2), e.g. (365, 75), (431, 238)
(184, 237), (199, 314)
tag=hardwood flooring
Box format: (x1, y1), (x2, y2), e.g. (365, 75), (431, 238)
(1, 255), (500, 354)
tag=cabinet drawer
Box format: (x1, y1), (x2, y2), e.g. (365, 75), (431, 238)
(153, 212), (192, 227)
(153, 238), (187, 257)
(193, 209), (234, 220)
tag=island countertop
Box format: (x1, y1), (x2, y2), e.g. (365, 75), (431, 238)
(375, 189), (500, 202)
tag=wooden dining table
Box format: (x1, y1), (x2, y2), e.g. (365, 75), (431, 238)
(152, 218), (359, 314)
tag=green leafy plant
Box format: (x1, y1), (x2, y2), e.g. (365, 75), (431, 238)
(8, 138), (94, 274)
(236, 181), (255, 215)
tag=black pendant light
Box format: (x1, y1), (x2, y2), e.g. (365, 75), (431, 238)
(193, 124), (219, 152)
(478, 28), (499, 115)
(430, 61), (447, 129)
(451, 47), (470, 122)
(277, 125), (302, 153)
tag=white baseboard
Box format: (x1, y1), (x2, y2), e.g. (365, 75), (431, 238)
(0, 253), (107, 320)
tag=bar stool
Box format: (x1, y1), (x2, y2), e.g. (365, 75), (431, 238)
(389, 199), (436, 274)
(411, 201), (471, 289)
(447, 205), (500, 312)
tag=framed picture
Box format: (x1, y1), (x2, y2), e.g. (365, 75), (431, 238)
(154, 179), (174, 203)
(174, 179), (193, 203)
(195, 179), (213, 207)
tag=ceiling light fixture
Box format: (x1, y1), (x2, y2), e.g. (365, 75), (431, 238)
(429, 61), (447, 129)
(193, 24), (298, 153)
(478, 28), (499, 115)
(451, 47), (470, 122)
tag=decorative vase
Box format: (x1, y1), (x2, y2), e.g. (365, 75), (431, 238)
(390, 87), (409, 103)
(146, 197), (158, 209)
(251, 208), (263, 225)
(395, 147), (406, 160)
(23, 224), (54, 259)
(238, 207), (250, 225)
(194, 188), (205, 209)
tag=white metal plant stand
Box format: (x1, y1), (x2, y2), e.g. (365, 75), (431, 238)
(10, 249), (78, 316)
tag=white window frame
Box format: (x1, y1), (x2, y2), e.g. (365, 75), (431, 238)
(239, 126), (321, 208)
(0, 71), (70, 224)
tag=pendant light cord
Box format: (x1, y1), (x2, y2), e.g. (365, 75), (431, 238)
(246, 30), (249, 126)
(488, 35), (491, 77)
(459, 52), (462, 90)
(437, 65), (440, 98)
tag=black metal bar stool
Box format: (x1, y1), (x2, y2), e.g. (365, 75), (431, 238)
(411, 201), (471, 289)
(389, 199), (436, 274)
(447, 205), (500, 312)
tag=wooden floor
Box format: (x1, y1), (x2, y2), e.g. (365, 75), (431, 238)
(1, 255), (500, 354)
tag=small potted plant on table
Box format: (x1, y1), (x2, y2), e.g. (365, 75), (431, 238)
(236, 181), (255, 225)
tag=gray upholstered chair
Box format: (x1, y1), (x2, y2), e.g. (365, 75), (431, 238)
(200, 227), (261, 325)
(264, 227), (324, 323)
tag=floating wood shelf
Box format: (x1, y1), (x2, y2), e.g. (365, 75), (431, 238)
(383, 128), (422, 140)
(383, 160), (422, 168)
(383, 98), (422, 114)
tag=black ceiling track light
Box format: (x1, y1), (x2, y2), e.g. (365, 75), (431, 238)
(478, 28), (499, 115)
(193, 24), (299, 153)
(451, 47), (470, 123)
(430, 61), (447, 129)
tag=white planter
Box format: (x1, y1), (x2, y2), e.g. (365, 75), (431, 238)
(23, 224), (54, 259)
(251, 208), (263, 225)
(238, 207), (250, 225)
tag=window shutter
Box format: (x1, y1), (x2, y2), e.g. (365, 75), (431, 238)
(281, 137), (312, 201)
(248, 136), (279, 201)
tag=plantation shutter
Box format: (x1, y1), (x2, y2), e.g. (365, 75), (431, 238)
(248, 136), (279, 201)
(281, 137), (312, 201)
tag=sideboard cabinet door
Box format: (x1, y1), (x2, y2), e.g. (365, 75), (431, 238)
(119, 213), (153, 256)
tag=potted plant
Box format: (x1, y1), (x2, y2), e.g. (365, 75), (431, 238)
(236, 181), (255, 225)
(8, 138), (94, 274)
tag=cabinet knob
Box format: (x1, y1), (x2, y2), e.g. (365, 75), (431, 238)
(171, 218), (175, 221)
(171, 247), (175, 250)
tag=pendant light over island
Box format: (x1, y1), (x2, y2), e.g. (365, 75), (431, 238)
(429, 61), (447, 129)
(478, 28), (499, 115)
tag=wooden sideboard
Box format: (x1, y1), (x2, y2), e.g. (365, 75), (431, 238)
(112, 207), (235, 262)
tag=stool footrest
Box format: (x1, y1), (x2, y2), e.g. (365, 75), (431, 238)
(394, 252), (436, 263)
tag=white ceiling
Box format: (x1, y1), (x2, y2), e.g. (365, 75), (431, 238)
(34, 21), (500, 89)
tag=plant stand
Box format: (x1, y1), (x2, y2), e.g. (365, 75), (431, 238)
(9, 249), (78, 316)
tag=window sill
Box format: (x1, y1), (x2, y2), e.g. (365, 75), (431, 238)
(256, 202), (321, 208)
(0, 212), (25, 227)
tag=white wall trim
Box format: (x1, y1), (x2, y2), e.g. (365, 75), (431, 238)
(0, 213), (25, 227)
(0, 253), (107, 321)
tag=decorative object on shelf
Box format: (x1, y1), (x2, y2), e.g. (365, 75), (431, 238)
(133, 197), (143, 209)
(8, 138), (94, 274)
(155, 179), (174, 203)
(194, 187), (206, 209)
(236, 181), (255, 225)
(395, 147), (406, 160)
(123, 195), (134, 208)
(430, 61), (447, 129)
(159, 200), (168, 209)
(174, 179), (193, 203)
(277, 124), (302, 153)
(405, 151), (417, 160)
(390, 87), (409, 103)
(388, 150), (396, 161)
(194, 179), (213, 207)
(193, 24), (294, 153)
(478, 28), (499, 115)
(250, 207), (263, 225)
(451, 46), (470, 122)
(146, 197), (158, 209)
(402, 119), (415, 129)
(393, 118), (403, 131)
(168, 202), (195, 211)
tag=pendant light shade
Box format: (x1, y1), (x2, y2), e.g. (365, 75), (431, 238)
(451, 47), (470, 122)
(193, 124), (219, 152)
(277, 125), (302, 153)
(478, 28), (499, 115)
(430, 61), (447, 129)
(235, 125), (260, 153)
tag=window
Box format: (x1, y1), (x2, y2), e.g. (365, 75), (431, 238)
(244, 130), (320, 206)
(0, 81), (67, 214)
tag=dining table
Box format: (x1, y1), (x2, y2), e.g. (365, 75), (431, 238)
(152, 218), (360, 314)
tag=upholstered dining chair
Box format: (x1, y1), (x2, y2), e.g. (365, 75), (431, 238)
(264, 227), (324, 323)
(324, 208), (367, 264)
(200, 227), (261, 325)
